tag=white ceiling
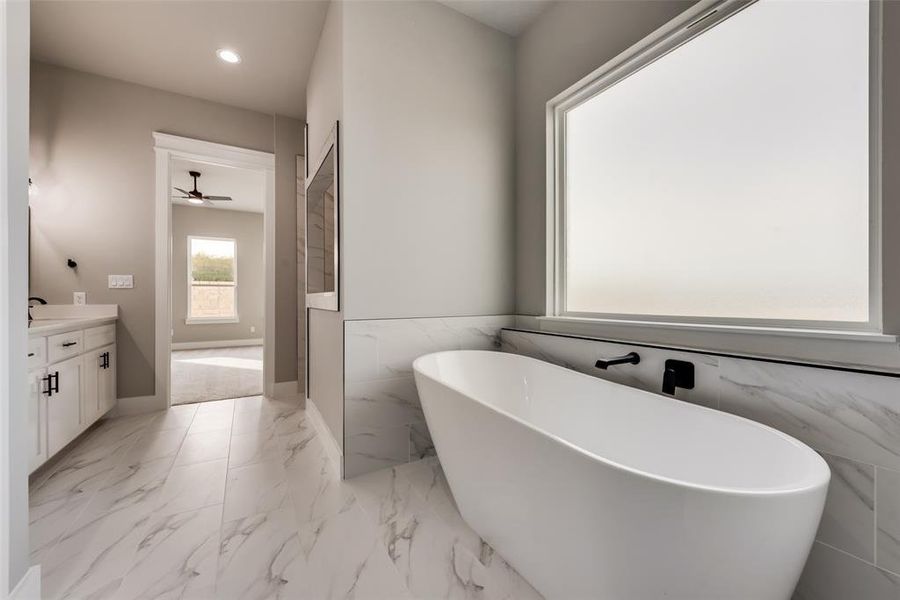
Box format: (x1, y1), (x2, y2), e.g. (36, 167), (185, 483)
(438, 0), (554, 36)
(30, 0), (329, 119)
(171, 159), (266, 213)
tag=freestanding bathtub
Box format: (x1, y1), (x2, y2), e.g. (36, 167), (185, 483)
(413, 350), (830, 600)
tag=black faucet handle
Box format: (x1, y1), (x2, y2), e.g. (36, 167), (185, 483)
(662, 359), (694, 395)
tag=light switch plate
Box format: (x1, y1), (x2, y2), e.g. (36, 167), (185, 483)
(108, 275), (134, 289)
(73, 292), (86, 305)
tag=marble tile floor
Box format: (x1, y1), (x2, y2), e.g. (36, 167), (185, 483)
(29, 396), (542, 600)
(171, 346), (263, 405)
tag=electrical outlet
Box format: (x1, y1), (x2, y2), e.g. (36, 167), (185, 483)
(73, 292), (86, 305)
(250, 326), (256, 334)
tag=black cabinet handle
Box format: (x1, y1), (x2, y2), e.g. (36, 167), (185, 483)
(62, 341), (77, 348)
(28, 352), (35, 357)
(41, 374), (52, 397)
(51, 371), (59, 394)
(100, 352), (110, 369)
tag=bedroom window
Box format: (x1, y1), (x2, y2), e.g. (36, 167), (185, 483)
(548, 0), (876, 332)
(187, 236), (238, 323)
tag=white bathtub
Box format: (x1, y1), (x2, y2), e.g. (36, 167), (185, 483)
(413, 350), (829, 600)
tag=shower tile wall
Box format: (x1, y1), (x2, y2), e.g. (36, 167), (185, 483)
(500, 327), (900, 600)
(343, 315), (515, 478)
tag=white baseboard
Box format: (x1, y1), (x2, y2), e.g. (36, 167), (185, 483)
(10, 565), (40, 600)
(108, 394), (164, 417)
(306, 398), (343, 479)
(272, 380), (300, 401)
(171, 338), (263, 351)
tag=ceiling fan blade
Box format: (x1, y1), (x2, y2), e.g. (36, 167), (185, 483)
(203, 196), (233, 201)
(173, 187), (192, 195)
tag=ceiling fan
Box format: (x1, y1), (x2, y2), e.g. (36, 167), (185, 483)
(172, 170), (232, 206)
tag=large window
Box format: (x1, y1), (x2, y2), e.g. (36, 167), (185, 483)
(550, 0), (874, 331)
(188, 236), (238, 322)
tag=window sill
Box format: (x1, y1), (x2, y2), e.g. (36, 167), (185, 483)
(538, 316), (897, 343)
(526, 316), (900, 373)
(185, 317), (239, 325)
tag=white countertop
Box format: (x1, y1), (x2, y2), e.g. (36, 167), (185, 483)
(28, 316), (117, 336)
(27, 304), (119, 336)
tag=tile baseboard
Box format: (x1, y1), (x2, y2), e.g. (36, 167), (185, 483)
(306, 398), (343, 479)
(272, 380), (300, 402)
(10, 565), (40, 600)
(109, 394), (164, 417)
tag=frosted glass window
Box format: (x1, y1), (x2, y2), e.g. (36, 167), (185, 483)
(562, 0), (870, 323)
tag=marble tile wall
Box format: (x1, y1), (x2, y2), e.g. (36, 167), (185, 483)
(500, 328), (900, 600)
(343, 315), (515, 478)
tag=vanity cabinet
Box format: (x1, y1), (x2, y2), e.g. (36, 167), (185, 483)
(46, 355), (84, 457)
(27, 368), (48, 472)
(28, 319), (117, 472)
(48, 330), (84, 364)
(82, 344), (116, 426)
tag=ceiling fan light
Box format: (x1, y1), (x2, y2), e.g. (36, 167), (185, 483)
(216, 48), (241, 64)
(187, 197), (204, 205)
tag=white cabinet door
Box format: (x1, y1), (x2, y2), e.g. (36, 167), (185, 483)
(47, 356), (83, 456)
(82, 344), (116, 427)
(81, 348), (102, 425)
(27, 368), (48, 473)
(99, 344), (116, 415)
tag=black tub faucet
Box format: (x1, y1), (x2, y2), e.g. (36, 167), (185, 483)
(662, 359), (694, 395)
(595, 352), (640, 369)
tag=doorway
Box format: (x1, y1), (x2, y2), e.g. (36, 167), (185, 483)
(154, 133), (276, 407)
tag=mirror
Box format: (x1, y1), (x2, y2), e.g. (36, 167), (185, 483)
(306, 123), (339, 311)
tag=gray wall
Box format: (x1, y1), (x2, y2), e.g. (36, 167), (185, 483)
(514, 0), (694, 315)
(273, 115), (302, 384)
(342, 0), (515, 320)
(306, 0), (342, 163)
(333, 0), (516, 477)
(303, 0), (517, 465)
(171, 205), (263, 345)
(296, 156), (306, 405)
(305, 0), (345, 448)
(881, 2), (900, 335)
(29, 62), (300, 398)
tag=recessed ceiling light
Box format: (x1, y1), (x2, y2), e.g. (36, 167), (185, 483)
(216, 48), (241, 64)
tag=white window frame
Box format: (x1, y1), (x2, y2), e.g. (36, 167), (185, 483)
(186, 235), (239, 324)
(546, 0), (884, 343)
